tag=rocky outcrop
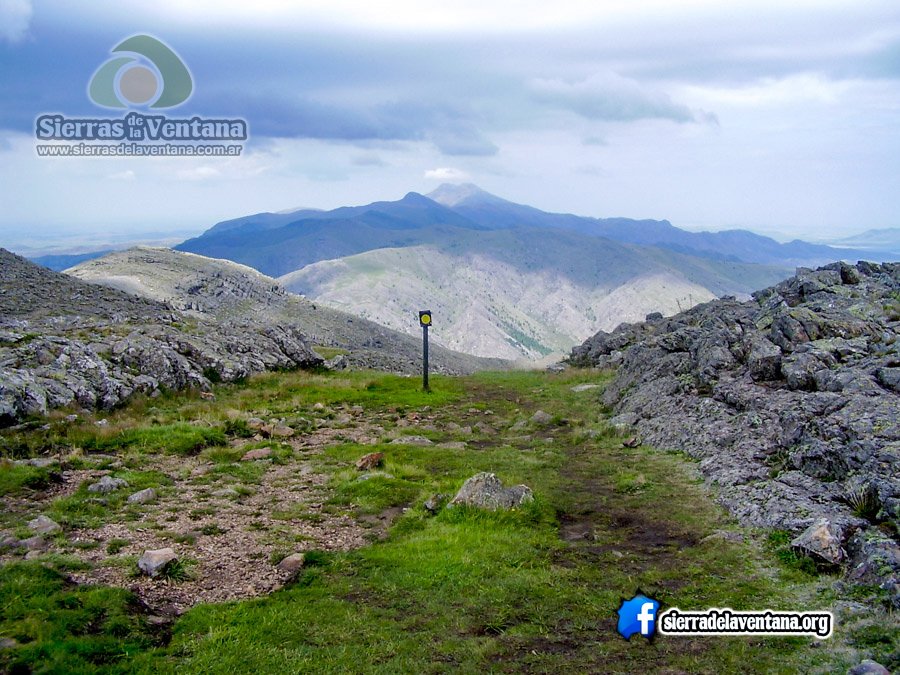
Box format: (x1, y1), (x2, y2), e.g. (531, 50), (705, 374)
(571, 261), (900, 604)
(66, 247), (506, 376)
(0, 249), (326, 426)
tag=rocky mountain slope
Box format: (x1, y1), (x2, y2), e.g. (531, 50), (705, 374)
(571, 261), (900, 605)
(0, 248), (499, 425)
(67, 247), (500, 376)
(280, 239), (783, 360)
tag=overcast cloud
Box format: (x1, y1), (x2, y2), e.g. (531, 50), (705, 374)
(0, 0), (898, 249)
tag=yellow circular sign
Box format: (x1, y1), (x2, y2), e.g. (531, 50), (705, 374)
(421, 314), (431, 325)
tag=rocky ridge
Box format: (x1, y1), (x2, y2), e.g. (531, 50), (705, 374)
(571, 261), (900, 604)
(0, 248), (497, 425)
(0, 248), (324, 425)
(67, 247), (504, 375)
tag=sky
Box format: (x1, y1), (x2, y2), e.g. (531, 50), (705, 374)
(0, 0), (899, 252)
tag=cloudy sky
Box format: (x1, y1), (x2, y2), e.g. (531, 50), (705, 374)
(1, 0), (898, 251)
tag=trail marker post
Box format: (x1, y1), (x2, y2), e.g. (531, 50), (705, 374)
(419, 310), (432, 392)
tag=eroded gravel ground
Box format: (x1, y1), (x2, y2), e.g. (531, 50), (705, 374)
(1, 410), (392, 615)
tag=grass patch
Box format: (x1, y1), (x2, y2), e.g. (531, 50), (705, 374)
(78, 423), (226, 456)
(48, 470), (172, 529)
(0, 462), (53, 496)
(0, 562), (157, 673)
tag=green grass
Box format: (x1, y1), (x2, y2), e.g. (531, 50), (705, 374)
(0, 562), (158, 673)
(78, 423), (227, 456)
(47, 470), (173, 529)
(0, 367), (885, 673)
(0, 462), (53, 496)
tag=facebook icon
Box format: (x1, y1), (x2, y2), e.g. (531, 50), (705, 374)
(616, 593), (660, 640)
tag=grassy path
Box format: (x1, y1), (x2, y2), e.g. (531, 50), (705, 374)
(0, 369), (864, 673)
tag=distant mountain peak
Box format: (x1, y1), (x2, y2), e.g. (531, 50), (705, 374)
(426, 183), (506, 208)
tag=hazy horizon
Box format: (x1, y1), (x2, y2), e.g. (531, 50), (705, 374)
(1, 1), (898, 250)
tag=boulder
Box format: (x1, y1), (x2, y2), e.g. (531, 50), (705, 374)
(27, 515), (61, 535)
(137, 547), (178, 577)
(848, 661), (890, 675)
(747, 337), (782, 381)
(87, 476), (129, 493)
(571, 384), (600, 393)
(356, 452), (384, 471)
(241, 447), (273, 461)
(790, 518), (846, 565)
(530, 410), (553, 426)
(389, 436), (433, 446)
(276, 552), (306, 578)
(127, 488), (158, 504)
(449, 472), (534, 510)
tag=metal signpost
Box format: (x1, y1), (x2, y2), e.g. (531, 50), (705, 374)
(419, 310), (432, 391)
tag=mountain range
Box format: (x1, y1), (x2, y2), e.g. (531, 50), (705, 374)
(168, 184), (894, 359)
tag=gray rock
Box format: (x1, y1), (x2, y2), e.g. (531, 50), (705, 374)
(324, 354), (349, 370)
(848, 660), (890, 675)
(19, 535), (48, 552)
(27, 515), (61, 535)
(0, 533), (21, 550)
(747, 337), (782, 381)
(137, 547), (178, 577)
(437, 441), (467, 450)
(276, 552), (306, 578)
(241, 447), (273, 461)
(781, 353), (823, 391)
(213, 487), (241, 498)
(88, 476), (129, 493)
(790, 518), (846, 565)
(424, 493), (447, 513)
(0, 637), (18, 649)
(390, 435), (433, 446)
(127, 488), (158, 504)
(571, 383), (600, 393)
(876, 367), (900, 393)
(572, 262), (900, 599)
(530, 410), (553, 426)
(449, 472), (534, 510)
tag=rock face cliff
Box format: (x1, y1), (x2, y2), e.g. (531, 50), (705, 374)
(0, 248), (322, 424)
(572, 261), (900, 605)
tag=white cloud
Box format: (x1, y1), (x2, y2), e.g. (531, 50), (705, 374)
(0, 0), (32, 43)
(531, 72), (698, 123)
(423, 167), (470, 182)
(107, 169), (136, 181)
(683, 74), (854, 108)
(175, 165), (221, 181)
